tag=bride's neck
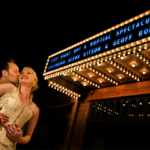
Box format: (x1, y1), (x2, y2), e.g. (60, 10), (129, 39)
(19, 85), (32, 99)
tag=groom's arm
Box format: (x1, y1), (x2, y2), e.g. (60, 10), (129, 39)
(0, 83), (15, 96)
(0, 107), (9, 129)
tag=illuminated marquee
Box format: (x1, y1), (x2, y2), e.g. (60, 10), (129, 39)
(46, 13), (150, 72)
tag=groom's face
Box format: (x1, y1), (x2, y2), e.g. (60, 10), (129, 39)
(6, 62), (20, 86)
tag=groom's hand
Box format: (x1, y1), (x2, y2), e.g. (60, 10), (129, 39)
(0, 107), (9, 127)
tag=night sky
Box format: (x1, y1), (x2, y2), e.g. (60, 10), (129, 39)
(0, 1), (150, 86)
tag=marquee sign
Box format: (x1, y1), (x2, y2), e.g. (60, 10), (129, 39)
(46, 12), (150, 72)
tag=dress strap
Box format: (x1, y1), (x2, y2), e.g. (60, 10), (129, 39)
(29, 102), (36, 112)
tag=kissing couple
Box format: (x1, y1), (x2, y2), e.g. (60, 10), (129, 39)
(0, 58), (40, 150)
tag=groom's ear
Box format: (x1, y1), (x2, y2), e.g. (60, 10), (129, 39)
(2, 70), (8, 77)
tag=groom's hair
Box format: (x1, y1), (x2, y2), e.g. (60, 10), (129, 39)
(0, 59), (14, 78)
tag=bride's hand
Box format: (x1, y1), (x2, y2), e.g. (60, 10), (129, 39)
(6, 123), (22, 142)
(0, 107), (9, 127)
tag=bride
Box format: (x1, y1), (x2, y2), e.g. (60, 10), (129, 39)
(0, 66), (40, 150)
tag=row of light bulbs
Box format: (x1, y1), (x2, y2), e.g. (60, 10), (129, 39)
(44, 42), (150, 82)
(96, 113), (148, 117)
(131, 114), (150, 117)
(94, 103), (149, 116)
(98, 109), (119, 115)
(48, 81), (81, 99)
(98, 111), (146, 117)
(43, 36), (150, 76)
(134, 52), (150, 74)
(72, 72), (101, 88)
(109, 60), (140, 81)
(88, 67), (119, 85)
(44, 10), (150, 65)
(129, 114), (145, 117)
(44, 44), (150, 96)
(95, 101), (146, 109)
(45, 61), (120, 86)
(97, 110), (147, 117)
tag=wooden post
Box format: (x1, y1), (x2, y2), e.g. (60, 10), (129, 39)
(62, 98), (79, 150)
(70, 101), (90, 150)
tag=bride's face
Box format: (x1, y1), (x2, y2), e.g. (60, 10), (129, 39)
(19, 68), (33, 86)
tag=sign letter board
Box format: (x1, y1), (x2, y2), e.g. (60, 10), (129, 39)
(46, 14), (150, 72)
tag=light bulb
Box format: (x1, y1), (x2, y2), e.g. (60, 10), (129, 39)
(89, 74), (92, 77)
(97, 62), (100, 66)
(119, 76), (122, 79)
(132, 63), (135, 67)
(142, 71), (146, 74)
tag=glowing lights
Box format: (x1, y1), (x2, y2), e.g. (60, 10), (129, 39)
(44, 39), (149, 77)
(89, 74), (92, 77)
(83, 84), (86, 86)
(132, 63), (135, 67)
(142, 71), (146, 75)
(115, 112), (119, 115)
(89, 67), (118, 85)
(123, 103), (125, 106)
(134, 52), (150, 67)
(119, 76), (122, 79)
(137, 78), (140, 81)
(121, 56), (124, 59)
(99, 80), (103, 83)
(72, 72), (100, 88)
(48, 81), (81, 99)
(109, 60), (139, 81)
(43, 10), (150, 75)
(43, 12), (150, 98)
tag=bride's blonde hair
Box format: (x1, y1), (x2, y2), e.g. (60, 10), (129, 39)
(20, 67), (39, 93)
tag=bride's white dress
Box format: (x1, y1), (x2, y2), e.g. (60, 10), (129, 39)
(0, 87), (36, 150)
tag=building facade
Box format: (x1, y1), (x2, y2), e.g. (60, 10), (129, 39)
(40, 10), (150, 149)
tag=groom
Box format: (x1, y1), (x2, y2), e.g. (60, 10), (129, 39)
(0, 58), (22, 140)
(0, 58), (20, 86)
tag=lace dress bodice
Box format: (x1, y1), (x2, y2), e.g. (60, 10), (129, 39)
(0, 87), (36, 149)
